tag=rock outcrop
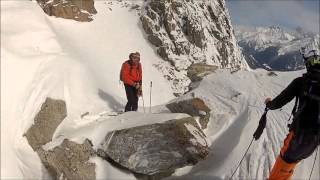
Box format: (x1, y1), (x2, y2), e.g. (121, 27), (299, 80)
(141, 0), (247, 94)
(97, 117), (208, 177)
(25, 98), (210, 179)
(37, 0), (97, 22)
(166, 97), (211, 129)
(38, 139), (95, 180)
(187, 63), (218, 82)
(25, 97), (67, 150)
(24, 97), (96, 179)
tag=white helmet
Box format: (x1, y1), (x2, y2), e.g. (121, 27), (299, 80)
(301, 49), (320, 72)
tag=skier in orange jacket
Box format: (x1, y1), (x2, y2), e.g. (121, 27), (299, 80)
(121, 52), (142, 112)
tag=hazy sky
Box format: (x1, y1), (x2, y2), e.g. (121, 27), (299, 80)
(226, 0), (320, 34)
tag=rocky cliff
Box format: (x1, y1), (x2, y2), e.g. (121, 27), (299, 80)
(141, 0), (247, 94)
(36, 0), (97, 22)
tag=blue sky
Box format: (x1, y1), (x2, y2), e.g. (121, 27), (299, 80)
(226, 0), (320, 34)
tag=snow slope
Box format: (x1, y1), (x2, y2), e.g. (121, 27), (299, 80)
(1, 1), (174, 178)
(1, 1), (319, 180)
(168, 69), (319, 180)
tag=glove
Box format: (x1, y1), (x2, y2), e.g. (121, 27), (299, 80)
(137, 87), (142, 97)
(264, 97), (272, 105)
(134, 82), (140, 89)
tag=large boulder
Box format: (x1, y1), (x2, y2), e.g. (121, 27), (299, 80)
(25, 98), (208, 179)
(97, 117), (208, 177)
(166, 97), (211, 129)
(24, 97), (96, 179)
(37, 0), (97, 22)
(187, 63), (218, 82)
(25, 97), (67, 150)
(38, 139), (95, 180)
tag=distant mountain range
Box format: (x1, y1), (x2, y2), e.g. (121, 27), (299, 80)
(235, 26), (319, 71)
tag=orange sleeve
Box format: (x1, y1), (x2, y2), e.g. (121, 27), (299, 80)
(122, 63), (135, 86)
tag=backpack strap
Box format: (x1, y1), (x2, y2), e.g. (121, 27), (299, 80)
(287, 96), (298, 129)
(291, 97), (299, 117)
(125, 60), (133, 74)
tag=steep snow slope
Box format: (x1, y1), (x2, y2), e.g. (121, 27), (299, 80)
(168, 69), (319, 180)
(1, 1), (174, 178)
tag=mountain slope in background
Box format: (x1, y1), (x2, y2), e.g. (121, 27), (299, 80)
(236, 26), (320, 71)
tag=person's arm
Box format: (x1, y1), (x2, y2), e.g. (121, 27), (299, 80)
(265, 77), (302, 110)
(122, 63), (135, 86)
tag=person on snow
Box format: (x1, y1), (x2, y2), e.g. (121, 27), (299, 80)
(264, 49), (320, 180)
(121, 52), (142, 112)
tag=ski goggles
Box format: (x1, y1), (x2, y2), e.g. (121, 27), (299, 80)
(305, 55), (320, 66)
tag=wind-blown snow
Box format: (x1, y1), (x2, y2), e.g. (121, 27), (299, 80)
(1, 1), (319, 180)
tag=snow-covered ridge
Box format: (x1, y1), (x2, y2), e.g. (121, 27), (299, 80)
(1, 1), (174, 178)
(235, 25), (319, 71)
(168, 69), (319, 180)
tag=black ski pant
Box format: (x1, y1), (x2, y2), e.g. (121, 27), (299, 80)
(281, 130), (319, 163)
(124, 84), (138, 112)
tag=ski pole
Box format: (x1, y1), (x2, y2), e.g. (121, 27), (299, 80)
(230, 107), (269, 180)
(308, 145), (319, 180)
(149, 81), (152, 113)
(141, 95), (145, 113)
(229, 138), (254, 180)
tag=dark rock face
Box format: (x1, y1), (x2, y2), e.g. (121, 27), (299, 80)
(97, 117), (208, 176)
(25, 97), (67, 150)
(37, 0), (97, 22)
(166, 98), (211, 129)
(24, 97), (96, 179)
(38, 139), (95, 180)
(141, 0), (246, 94)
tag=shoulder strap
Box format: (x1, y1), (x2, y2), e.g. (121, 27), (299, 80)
(291, 97), (299, 117)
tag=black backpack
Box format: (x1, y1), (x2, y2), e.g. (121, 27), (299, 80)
(290, 73), (320, 135)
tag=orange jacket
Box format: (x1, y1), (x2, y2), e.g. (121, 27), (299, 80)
(122, 60), (142, 86)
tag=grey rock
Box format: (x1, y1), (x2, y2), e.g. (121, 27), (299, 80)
(37, 0), (97, 22)
(38, 139), (95, 180)
(166, 98), (211, 129)
(141, 16), (155, 35)
(148, 34), (163, 47)
(187, 63), (218, 82)
(24, 97), (96, 179)
(97, 117), (208, 176)
(25, 97), (67, 150)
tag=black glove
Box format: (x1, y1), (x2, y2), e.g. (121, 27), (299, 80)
(253, 107), (269, 140)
